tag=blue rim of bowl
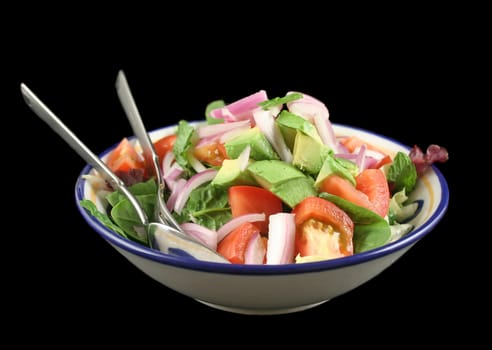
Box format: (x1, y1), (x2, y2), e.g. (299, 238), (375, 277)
(74, 123), (449, 275)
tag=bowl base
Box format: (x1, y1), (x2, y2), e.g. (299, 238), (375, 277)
(195, 299), (329, 315)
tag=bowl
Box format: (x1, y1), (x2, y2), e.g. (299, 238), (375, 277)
(75, 122), (449, 315)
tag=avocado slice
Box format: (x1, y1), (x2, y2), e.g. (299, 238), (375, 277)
(276, 110), (322, 150)
(314, 153), (357, 187)
(271, 177), (318, 208)
(212, 158), (256, 188)
(292, 131), (331, 175)
(224, 127), (279, 161)
(247, 160), (318, 207)
(247, 160), (306, 189)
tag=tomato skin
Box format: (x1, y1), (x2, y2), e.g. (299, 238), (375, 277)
(153, 134), (177, 165)
(292, 197), (354, 259)
(355, 169), (390, 217)
(217, 222), (260, 264)
(319, 168), (390, 218)
(228, 186), (283, 234)
(340, 136), (388, 155)
(193, 141), (228, 166)
(374, 155), (392, 169)
(320, 175), (376, 213)
(106, 138), (147, 186)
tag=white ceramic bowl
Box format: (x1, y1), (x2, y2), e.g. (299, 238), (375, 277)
(75, 122), (449, 315)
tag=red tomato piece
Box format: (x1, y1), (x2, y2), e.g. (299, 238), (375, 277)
(292, 197), (354, 259)
(320, 175), (376, 213)
(106, 138), (146, 185)
(153, 134), (177, 165)
(193, 141), (228, 166)
(228, 186), (283, 234)
(355, 169), (390, 217)
(217, 222), (260, 264)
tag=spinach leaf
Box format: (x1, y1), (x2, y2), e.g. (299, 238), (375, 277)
(110, 193), (155, 244)
(258, 93), (303, 110)
(387, 151), (418, 194)
(175, 183), (231, 231)
(79, 199), (128, 238)
(106, 178), (157, 207)
(353, 220), (391, 253)
(102, 178), (158, 244)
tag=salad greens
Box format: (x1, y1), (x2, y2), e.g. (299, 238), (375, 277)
(80, 89), (447, 264)
(387, 152), (418, 194)
(258, 92), (303, 110)
(173, 183), (231, 231)
(173, 120), (197, 176)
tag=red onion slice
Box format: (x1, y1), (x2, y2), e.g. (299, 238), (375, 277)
(173, 169), (218, 214)
(217, 213), (266, 242)
(266, 213), (296, 264)
(181, 222), (218, 250)
(244, 233), (266, 265)
(253, 109), (293, 163)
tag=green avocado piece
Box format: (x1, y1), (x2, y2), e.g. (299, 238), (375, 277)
(271, 177), (318, 208)
(211, 158), (256, 188)
(315, 153), (357, 187)
(247, 160), (317, 207)
(292, 131), (331, 175)
(247, 160), (306, 190)
(276, 110), (322, 150)
(224, 127), (279, 161)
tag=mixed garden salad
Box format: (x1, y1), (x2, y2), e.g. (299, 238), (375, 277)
(81, 90), (448, 264)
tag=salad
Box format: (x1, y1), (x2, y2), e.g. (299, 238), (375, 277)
(81, 90), (448, 264)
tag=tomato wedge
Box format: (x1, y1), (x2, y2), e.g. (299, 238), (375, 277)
(106, 138), (146, 186)
(193, 141), (228, 166)
(228, 186), (283, 234)
(320, 175), (375, 213)
(153, 134), (177, 165)
(355, 169), (390, 217)
(292, 197), (354, 259)
(319, 168), (390, 218)
(217, 222), (260, 264)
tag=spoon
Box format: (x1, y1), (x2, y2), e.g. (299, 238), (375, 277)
(20, 83), (229, 263)
(114, 70), (182, 231)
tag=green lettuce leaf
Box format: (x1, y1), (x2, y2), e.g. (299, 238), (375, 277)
(79, 199), (128, 238)
(173, 120), (198, 175)
(258, 93), (303, 110)
(387, 151), (418, 194)
(174, 183), (231, 231)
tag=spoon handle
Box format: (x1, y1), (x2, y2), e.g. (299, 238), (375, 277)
(20, 83), (150, 227)
(115, 71), (160, 180)
(115, 70), (184, 232)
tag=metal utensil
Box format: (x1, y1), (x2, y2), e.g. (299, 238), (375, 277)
(114, 70), (182, 231)
(21, 83), (229, 263)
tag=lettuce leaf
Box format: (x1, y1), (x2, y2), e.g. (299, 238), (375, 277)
(258, 93), (303, 110)
(387, 151), (418, 194)
(92, 178), (157, 244)
(174, 183), (231, 231)
(79, 199), (128, 238)
(173, 120), (198, 176)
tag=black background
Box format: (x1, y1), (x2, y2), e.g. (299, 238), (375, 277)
(5, 10), (475, 346)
